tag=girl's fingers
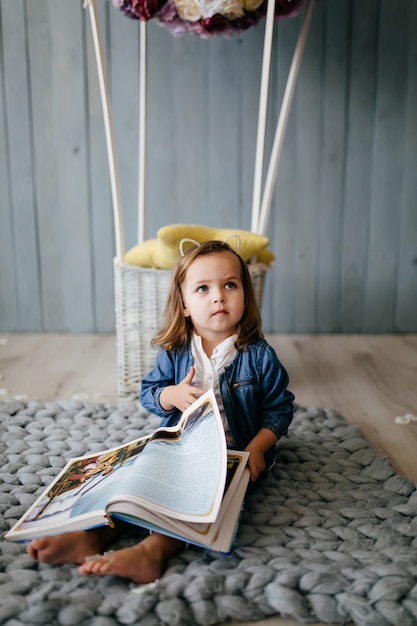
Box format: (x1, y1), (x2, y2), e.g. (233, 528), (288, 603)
(183, 366), (195, 384)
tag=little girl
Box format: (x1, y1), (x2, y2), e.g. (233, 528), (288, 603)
(28, 239), (294, 583)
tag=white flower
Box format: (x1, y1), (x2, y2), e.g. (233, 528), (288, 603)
(175, 0), (202, 22)
(214, 0), (245, 18)
(175, 0), (246, 20)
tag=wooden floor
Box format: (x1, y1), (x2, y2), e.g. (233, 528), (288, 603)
(1, 333), (416, 626)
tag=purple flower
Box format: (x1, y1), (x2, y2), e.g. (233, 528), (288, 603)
(114, 0), (304, 37)
(113, 0), (168, 20)
(275, 0), (303, 19)
(133, 0), (168, 20)
(156, 2), (210, 37)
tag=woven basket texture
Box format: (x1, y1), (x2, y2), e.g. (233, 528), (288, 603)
(114, 260), (269, 400)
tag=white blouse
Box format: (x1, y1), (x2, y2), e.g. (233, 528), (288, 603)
(190, 333), (238, 446)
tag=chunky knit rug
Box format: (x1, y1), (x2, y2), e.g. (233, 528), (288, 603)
(1, 398), (417, 626)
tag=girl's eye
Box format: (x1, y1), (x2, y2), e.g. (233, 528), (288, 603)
(197, 285), (208, 293)
(225, 282), (237, 289)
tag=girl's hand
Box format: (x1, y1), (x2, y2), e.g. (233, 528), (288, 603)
(245, 428), (278, 482)
(159, 367), (205, 413)
(245, 447), (266, 483)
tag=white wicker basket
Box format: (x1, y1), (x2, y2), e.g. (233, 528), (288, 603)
(115, 259), (269, 400)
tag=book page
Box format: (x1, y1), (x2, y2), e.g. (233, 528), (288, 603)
(106, 390), (227, 522)
(7, 389), (227, 538)
(109, 450), (250, 551)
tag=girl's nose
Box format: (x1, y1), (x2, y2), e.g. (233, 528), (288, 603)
(214, 290), (225, 303)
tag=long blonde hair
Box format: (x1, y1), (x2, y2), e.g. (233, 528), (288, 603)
(152, 240), (263, 351)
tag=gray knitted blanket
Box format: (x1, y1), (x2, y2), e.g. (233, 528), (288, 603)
(1, 398), (417, 626)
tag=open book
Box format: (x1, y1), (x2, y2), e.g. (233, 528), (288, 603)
(5, 389), (250, 554)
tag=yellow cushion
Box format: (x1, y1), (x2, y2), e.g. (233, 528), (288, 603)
(257, 248), (275, 265)
(124, 224), (274, 269)
(124, 238), (161, 267)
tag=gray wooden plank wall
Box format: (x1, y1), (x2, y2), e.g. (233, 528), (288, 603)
(0, 0), (416, 333)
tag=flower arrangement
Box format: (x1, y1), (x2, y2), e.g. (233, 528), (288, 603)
(112, 0), (303, 39)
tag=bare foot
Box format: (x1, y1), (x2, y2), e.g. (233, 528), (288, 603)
(79, 533), (185, 583)
(27, 525), (120, 565)
(27, 531), (101, 565)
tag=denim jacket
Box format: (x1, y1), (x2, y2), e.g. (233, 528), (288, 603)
(140, 338), (294, 468)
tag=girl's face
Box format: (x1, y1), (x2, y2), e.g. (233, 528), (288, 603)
(180, 251), (245, 344)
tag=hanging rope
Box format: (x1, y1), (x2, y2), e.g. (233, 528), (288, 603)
(250, 0), (276, 234)
(256, 0), (315, 236)
(138, 21), (147, 245)
(85, 0), (125, 260)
